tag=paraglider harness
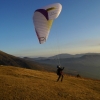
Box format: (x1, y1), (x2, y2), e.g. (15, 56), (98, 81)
(57, 66), (64, 75)
(57, 68), (59, 75)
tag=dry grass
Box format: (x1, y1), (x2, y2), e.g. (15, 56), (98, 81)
(0, 66), (100, 100)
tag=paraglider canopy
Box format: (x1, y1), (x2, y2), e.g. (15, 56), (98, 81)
(33, 3), (62, 44)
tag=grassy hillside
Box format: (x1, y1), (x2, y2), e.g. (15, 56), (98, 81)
(0, 66), (100, 100)
(0, 50), (54, 72)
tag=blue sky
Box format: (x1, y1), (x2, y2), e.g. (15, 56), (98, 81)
(0, 0), (100, 57)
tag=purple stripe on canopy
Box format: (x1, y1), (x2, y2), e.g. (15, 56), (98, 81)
(35, 9), (49, 20)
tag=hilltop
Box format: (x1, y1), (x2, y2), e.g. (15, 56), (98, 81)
(0, 66), (100, 100)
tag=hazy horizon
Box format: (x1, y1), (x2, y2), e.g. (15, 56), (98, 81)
(18, 52), (100, 58)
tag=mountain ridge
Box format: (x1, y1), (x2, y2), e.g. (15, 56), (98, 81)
(27, 53), (100, 61)
(0, 50), (54, 71)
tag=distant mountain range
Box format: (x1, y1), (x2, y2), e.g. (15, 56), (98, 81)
(24, 53), (100, 61)
(24, 53), (100, 80)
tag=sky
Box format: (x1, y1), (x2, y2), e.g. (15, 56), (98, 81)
(0, 0), (100, 57)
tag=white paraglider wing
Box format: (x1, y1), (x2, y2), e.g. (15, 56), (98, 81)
(33, 3), (62, 44)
